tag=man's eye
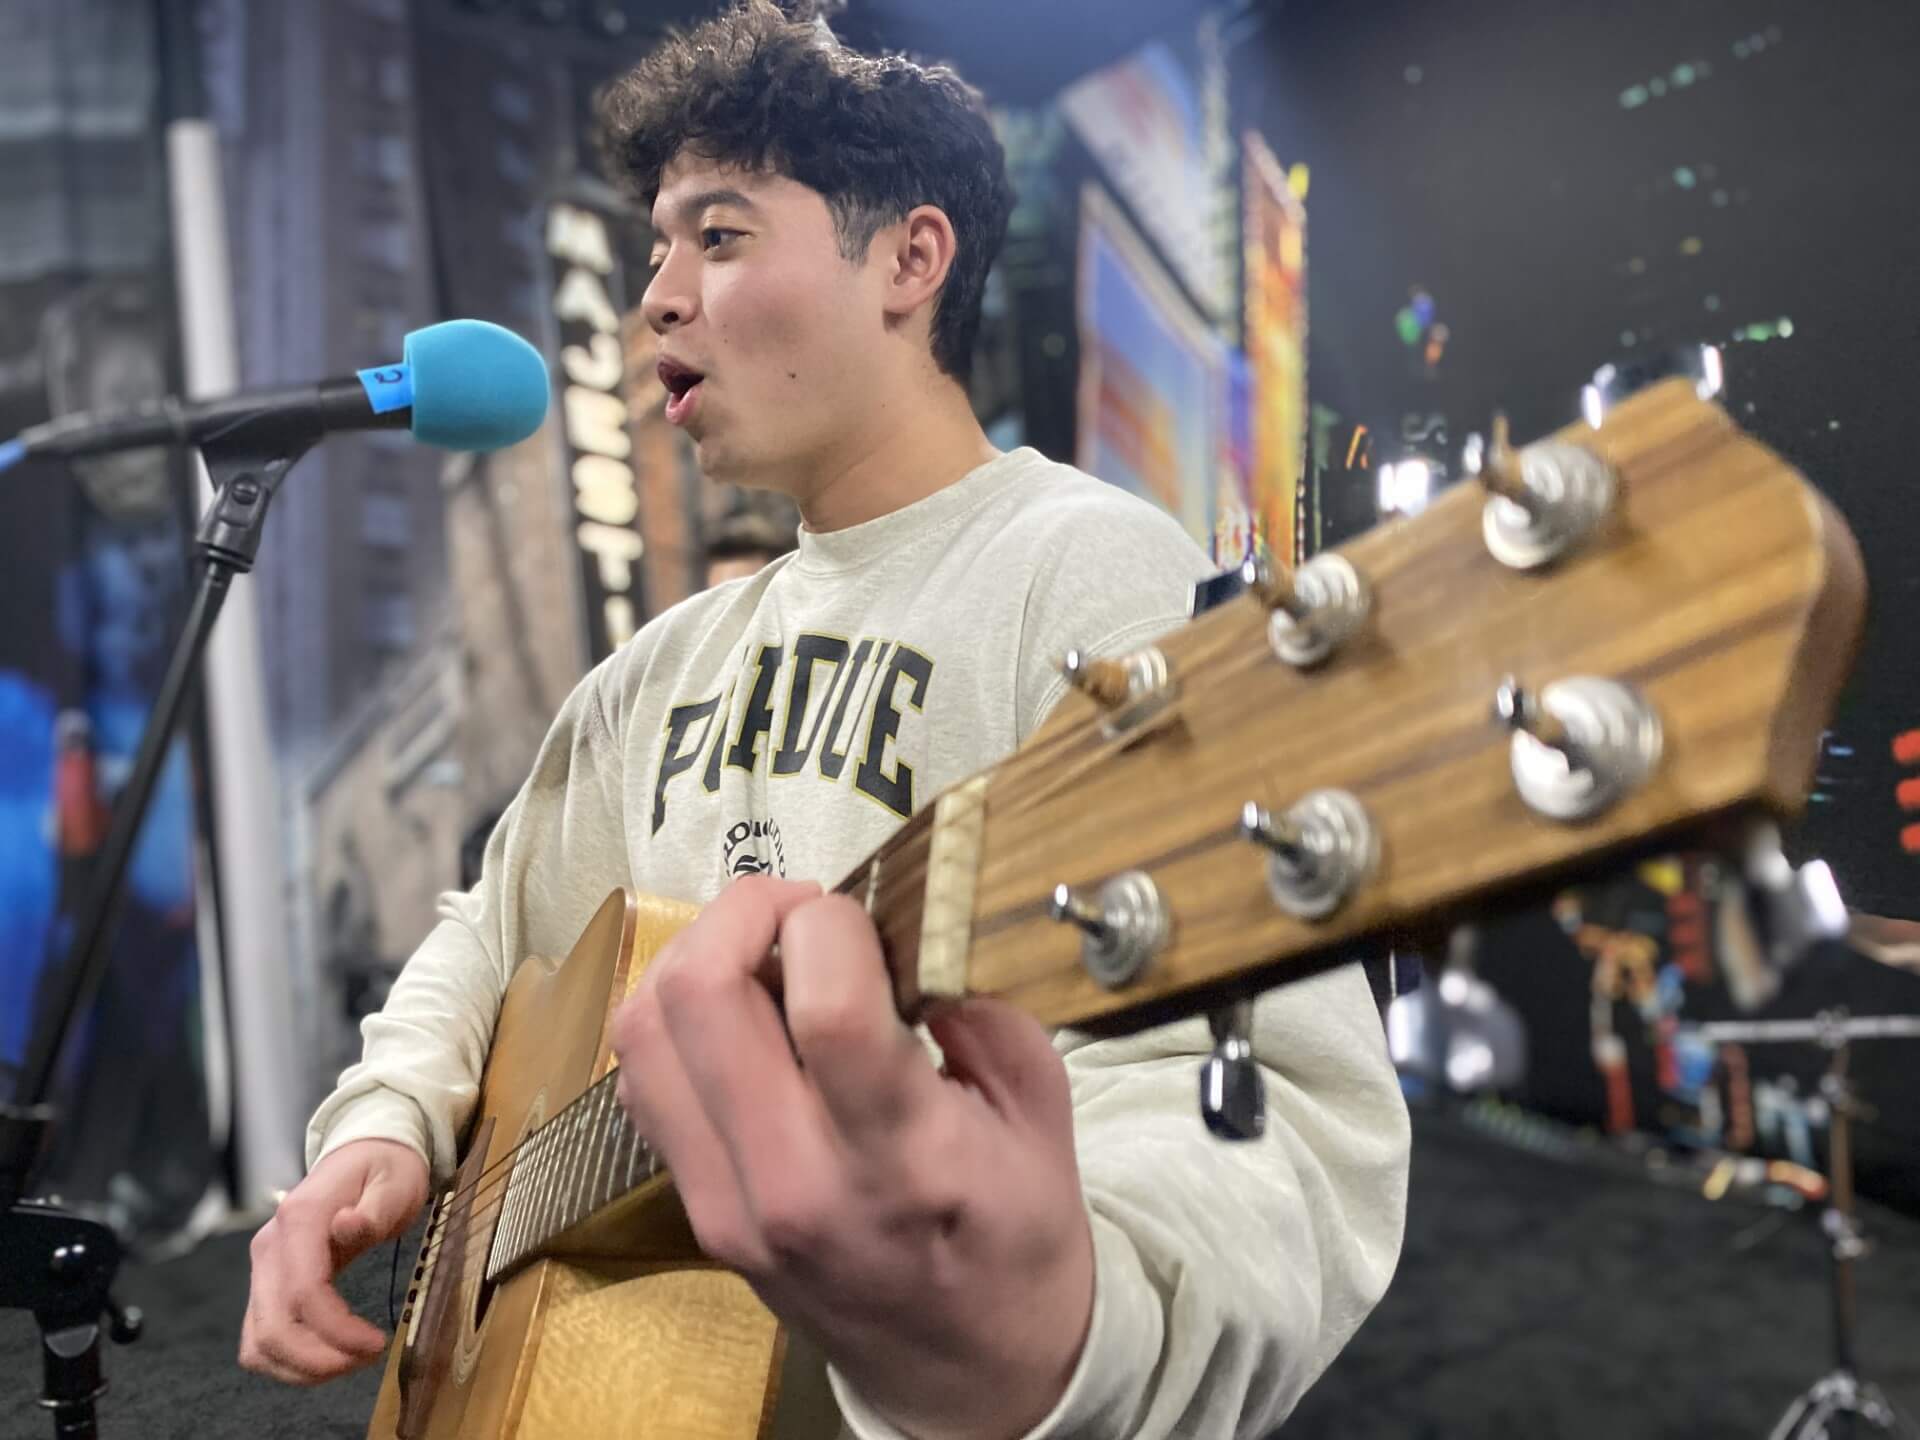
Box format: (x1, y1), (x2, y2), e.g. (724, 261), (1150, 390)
(701, 227), (741, 251)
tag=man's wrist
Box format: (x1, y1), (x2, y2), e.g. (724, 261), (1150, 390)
(829, 1213), (1156, 1440)
(306, 1088), (434, 1176)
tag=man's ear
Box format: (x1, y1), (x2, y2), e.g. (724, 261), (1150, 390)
(879, 205), (958, 320)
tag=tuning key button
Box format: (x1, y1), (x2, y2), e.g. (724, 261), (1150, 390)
(1467, 413), (1616, 571)
(1240, 789), (1379, 920)
(1049, 872), (1170, 990)
(1057, 644), (1175, 740)
(1199, 1000), (1266, 1141)
(1495, 674), (1661, 821)
(1250, 553), (1371, 668)
(1056, 649), (1132, 708)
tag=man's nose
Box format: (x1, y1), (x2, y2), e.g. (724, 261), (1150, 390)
(642, 263), (695, 334)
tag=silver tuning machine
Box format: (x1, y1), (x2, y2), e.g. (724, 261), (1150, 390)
(1049, 871), (1170, 990)
(1199, 999), (1264, 1141)
(1466, 413), (1616, 570)
(1243, 553), (1370, 668)
(1057, 645), (1175, 741)
(1719, 818), (1848, 1011)
(1494, 675), (1661, 822)
(1240, 789), (1379, 920)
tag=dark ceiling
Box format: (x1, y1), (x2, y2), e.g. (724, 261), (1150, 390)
(609, 0), (1246, 105)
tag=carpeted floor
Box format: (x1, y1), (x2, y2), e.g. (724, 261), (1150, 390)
(4, 1107), (1915, 1439)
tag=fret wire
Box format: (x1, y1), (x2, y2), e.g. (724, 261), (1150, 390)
(584, 1077), (609, 1223)
(523, 1122), (550, 1257)
(495, 1149), (519, 1274)
(535, 1116), (562, 1252)
(571, 1097), (593, 1229)
(514, 1126), (541, 1262)
(495, 1167), (518, 1282)
(562, 1099), (585, 1233)
(576, 1089), (599, 1224)
(625, 1103), (641, 1190)
(600, 1078), (620, 1209)
(515, 1125), (539, 1262)
(602, 1077), (624, 1208)
(521, 1128), (542, 1256)
(555, 1105), (574, 1238)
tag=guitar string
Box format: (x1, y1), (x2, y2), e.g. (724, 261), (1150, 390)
(398, 1071), (644, 1278)
(404, 1118), (656, 1283)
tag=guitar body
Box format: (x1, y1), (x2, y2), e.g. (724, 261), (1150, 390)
(366, 890), (786, 1440)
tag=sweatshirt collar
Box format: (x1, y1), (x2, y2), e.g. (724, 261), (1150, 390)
(790, 448), (1035, 575)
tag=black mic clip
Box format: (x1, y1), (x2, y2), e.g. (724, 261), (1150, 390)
(193, 416), (324, 574)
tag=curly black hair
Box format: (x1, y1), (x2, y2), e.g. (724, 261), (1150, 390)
(596, 0), (1015, 382)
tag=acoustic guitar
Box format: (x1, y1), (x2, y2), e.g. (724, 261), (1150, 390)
(366, 378), (1865, 1438)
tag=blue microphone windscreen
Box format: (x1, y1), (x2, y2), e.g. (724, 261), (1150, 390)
(404, 320), (550, 451)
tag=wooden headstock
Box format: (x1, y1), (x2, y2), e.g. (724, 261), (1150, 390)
(857, 379), (1866, 1036)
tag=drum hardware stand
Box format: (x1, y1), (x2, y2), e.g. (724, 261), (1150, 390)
(2, 423), (317, 1438)
(1697, 1010), (1920, 1440)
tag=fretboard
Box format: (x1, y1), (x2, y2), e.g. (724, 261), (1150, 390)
(484, 1068), (658, 1281)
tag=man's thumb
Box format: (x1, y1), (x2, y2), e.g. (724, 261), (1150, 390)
(329, 1171), (408, 1259)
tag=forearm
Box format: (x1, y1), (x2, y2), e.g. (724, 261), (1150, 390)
(305, 909), (506, 1181)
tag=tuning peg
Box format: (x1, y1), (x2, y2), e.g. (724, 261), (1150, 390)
(1238, 554), (1310, 619)
(1493, 675), (1661, 821)
(1239, 790), (1378, 920)
(1581, 344), (1724, 427)
(1717, 818), (1848, 1011)
(1199, 1000), (1265, 1140)
(1054, 645), (1174, 740)
(1465, 413), (1616, 570)
(1056, 649), (1132, 707)
(1049, 872), (1170, 989)
(1242, 553), (1370, 668)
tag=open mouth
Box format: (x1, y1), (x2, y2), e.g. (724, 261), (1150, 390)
(658, 358), (706, 425)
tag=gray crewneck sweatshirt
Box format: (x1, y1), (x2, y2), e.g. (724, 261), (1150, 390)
(307, 447), (1409, 1438)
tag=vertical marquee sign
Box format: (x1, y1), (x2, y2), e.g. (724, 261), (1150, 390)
(547, 197), (646, 660)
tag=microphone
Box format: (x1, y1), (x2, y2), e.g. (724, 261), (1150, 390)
(0, 319), (550, 472)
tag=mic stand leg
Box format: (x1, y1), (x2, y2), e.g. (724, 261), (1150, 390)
(2, 431), (315, 1437)
(1766, 1021), (1920, 1440)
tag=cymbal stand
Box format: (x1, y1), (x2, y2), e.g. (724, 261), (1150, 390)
(1697, 1010), (1920, 1440)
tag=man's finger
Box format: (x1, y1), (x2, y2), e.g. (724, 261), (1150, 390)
(246, 1257), (375, 1383)
(654, 890), (841, 1214)
(272, 1210), (388, 1359)
(779, 893), (939, 1140)
(253, 1320), (368, 1385)
(614, 984), (773, 1271)
(925, 998), (1072, 1128)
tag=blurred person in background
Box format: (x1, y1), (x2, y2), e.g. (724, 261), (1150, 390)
(238, 3), (1409, 1435)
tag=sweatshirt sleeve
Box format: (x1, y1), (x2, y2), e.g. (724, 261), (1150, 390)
(304, 646), (639, 1182)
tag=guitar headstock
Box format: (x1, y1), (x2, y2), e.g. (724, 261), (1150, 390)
(867, 379), (1865, 1058)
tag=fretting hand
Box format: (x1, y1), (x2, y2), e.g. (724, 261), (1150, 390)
(611, 875), (1095, 1440)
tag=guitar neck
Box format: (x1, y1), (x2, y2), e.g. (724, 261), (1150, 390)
(485, 1068), (659, 1282)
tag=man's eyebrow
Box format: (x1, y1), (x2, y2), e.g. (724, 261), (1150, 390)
(651, 187), (761, 236)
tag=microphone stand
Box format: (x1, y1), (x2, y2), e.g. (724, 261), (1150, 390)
(1, 416), (319, 1438)
(1697, 1010), (1920, 1440)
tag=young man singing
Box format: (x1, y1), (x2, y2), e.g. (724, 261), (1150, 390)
(239, 4), (1410, 1435)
